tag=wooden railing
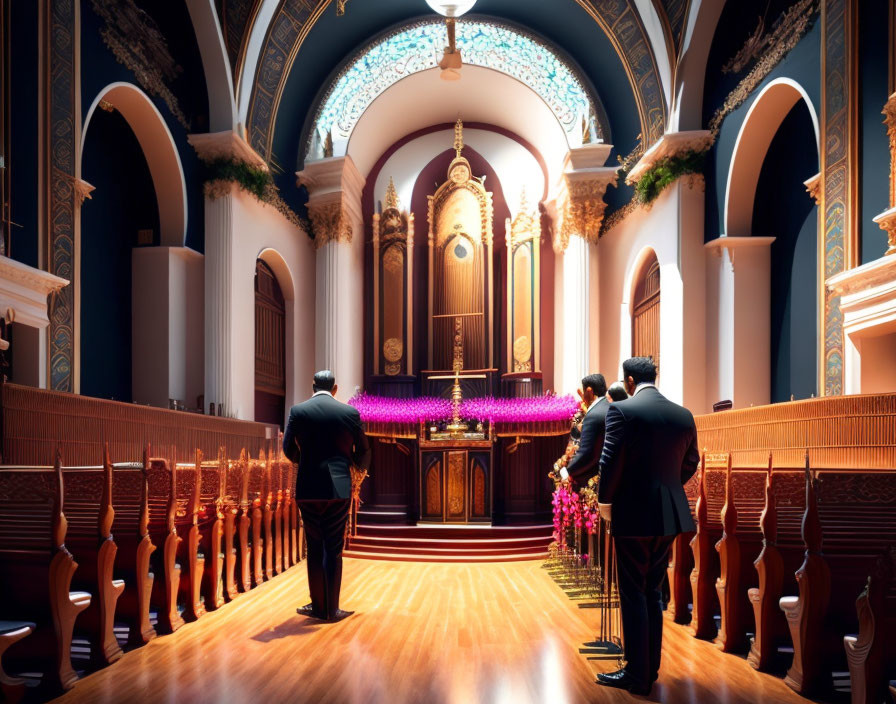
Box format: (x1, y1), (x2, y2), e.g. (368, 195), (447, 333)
(695, 393), (896, 468)
(0, 382), (277, 465)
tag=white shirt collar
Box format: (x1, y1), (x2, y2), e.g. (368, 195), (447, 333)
(633, 382), (657, 396)
(312, 390), (333, 398)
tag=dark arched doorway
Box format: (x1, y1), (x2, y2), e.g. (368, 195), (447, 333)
(254, 259), (286, 427)
(632, 253), (660, 373)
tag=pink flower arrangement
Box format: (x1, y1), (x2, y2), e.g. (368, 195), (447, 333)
(551, 483), (581, 544)
(349, 393), (578, 425)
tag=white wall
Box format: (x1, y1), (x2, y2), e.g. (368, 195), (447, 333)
(231, 188), (316, 419)
(597, 180), (707, 412)
(132, 247), (204, 409)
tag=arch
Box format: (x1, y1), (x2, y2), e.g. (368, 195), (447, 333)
(622, 245), (663, 314)
(724, 78), (820, 236)
(669, 0), (725, 131)
(306, 19), (604, 160)
(256, 247), (297, 420)
(185, 0), (239, 132)
(82, 83), (188, 247)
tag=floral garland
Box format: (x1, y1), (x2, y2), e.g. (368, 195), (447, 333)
(633, 150), (707, 206)
(202, 158), (306, 231)
(551, 483), (581, 544)
(349, 393), (579, 425)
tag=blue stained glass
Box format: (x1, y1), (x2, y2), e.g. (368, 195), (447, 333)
(311, 20), (595, 156)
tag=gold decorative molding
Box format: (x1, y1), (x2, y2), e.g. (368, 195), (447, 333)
(556, 171), (618, 248)
(506, 190), (540, 247)
(384, 177), (400, 210)
(308, 201), (352, 249)
(74, 179), (96, 206)
(884, 92), (896, 208)
(873, 206), (896, 256)
(804, 172), (821, 205)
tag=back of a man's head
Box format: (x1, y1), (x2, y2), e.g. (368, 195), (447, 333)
(313, 369), (336, 392)
(607, 382), (629, 402)
(582, 373), (608, 398)
(622, 357), (657, 386)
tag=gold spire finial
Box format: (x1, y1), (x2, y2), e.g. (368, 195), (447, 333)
(384, 177), (400, 210)
(454, 117), (464, 158)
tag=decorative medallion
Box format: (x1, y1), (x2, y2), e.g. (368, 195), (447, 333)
(513, 335), (532, 366)
(383, 337), (403, 364)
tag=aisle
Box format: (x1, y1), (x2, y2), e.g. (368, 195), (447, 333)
(52, 559), (811, 704)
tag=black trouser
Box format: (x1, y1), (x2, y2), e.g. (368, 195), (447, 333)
(614, 535), (675, 685)
(297, 499), (351, 619)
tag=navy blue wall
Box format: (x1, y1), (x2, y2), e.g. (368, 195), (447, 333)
(80, 109), (159, 403)
(753, 102), (818, 403)
(704, 18), (821, 239)
(80, 1), (208, 252)
(859, 0), (890, 263)
(8, 0), (40, 269)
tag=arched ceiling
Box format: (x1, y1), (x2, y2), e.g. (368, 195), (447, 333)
(234, 0), (672, 173)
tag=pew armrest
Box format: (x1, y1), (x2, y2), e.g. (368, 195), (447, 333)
(70, 591), (92, 610)
(779, 595), (799, 614)
(0, 622), (34, 690)
(748, 587), (759, 604)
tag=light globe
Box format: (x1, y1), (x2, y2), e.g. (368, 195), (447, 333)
(425, 0), (477, 17)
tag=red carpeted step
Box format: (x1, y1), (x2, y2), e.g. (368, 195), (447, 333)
(347, 523), (554, 563)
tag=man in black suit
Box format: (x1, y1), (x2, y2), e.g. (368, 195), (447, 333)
(595, 357), (699, 695)
(558, 373), (609, 486)
(282, 370), (371, 622)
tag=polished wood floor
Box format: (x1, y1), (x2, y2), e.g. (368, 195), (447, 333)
(52, 559), (816, 704)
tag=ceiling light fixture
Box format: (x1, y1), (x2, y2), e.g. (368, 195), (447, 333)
(426, 0), (476, 80)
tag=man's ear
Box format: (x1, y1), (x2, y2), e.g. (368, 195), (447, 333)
(331, 384), (338, 397)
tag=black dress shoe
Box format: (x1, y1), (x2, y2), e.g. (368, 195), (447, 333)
(327, 609), (355, 622)
(296, 603), (327, 619)
(596, 669), (652, 696)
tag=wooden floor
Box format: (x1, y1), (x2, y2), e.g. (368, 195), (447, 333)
(51, 559), (818, 704)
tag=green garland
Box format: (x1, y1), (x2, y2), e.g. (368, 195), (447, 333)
(202, 158), (306, 231)
(633, 150), (706, 206)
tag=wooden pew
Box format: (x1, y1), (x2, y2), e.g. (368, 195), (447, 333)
(110, 450), (156, 646)
(198, 452), (225, 611)
(0, 454), (91, 692)
(747, 467), (805, 671)
(844, 550), (896, 704)
(271, 455), (284, 576)
(689, 454), (726, 639)
(222, 450), (246, 600)
(666, 471), (699, 625)
(175, 453), (206, 621)
(714, 454), (768, 653)
(247, 453), (267, 587)
(0, 621), (33, 703)
(781, 469), (896, 695)
(261, 451), (275, 582)
(146, 455), (184, 634)
(63, 449), (126, 666)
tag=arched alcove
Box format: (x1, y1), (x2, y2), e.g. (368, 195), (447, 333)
(82, 83), (188, 247)
(256, 248), (297, 426)
(80, 106), (160, 403)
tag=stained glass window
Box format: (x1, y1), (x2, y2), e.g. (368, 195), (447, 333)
(310, 20), (598, 157)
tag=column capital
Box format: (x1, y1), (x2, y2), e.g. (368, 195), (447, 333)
(297, 156), (367, 249)
(187, 130), (268, 170)
(873, 205), (896, 256)
(705, 236), (776, 272)
(804, 172), (821, 205)
(625, 130), (713, 185)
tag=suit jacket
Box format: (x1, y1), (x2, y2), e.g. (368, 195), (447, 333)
(565, 397), (609, 485)
(282, 393), (371, 501)
(597, 386), (699, 537)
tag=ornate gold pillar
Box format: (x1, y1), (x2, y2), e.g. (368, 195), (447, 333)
(819, 0), (859, 396)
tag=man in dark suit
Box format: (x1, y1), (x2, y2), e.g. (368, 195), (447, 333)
(282, 370), (371, 622)
(558, 373), (609, 486)
(595, 357), (699, 695)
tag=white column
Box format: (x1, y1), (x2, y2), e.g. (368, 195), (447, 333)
(204, 191), (234, 416)
(298, 156), (366, 401)
(705, 236), (775, 409)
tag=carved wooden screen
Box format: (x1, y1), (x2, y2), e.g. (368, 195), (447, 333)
(506, 201), (540, 374)
(254, 260), (285, 426)
(632, 256), (660, 373)
(428, 157), (493, 371)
